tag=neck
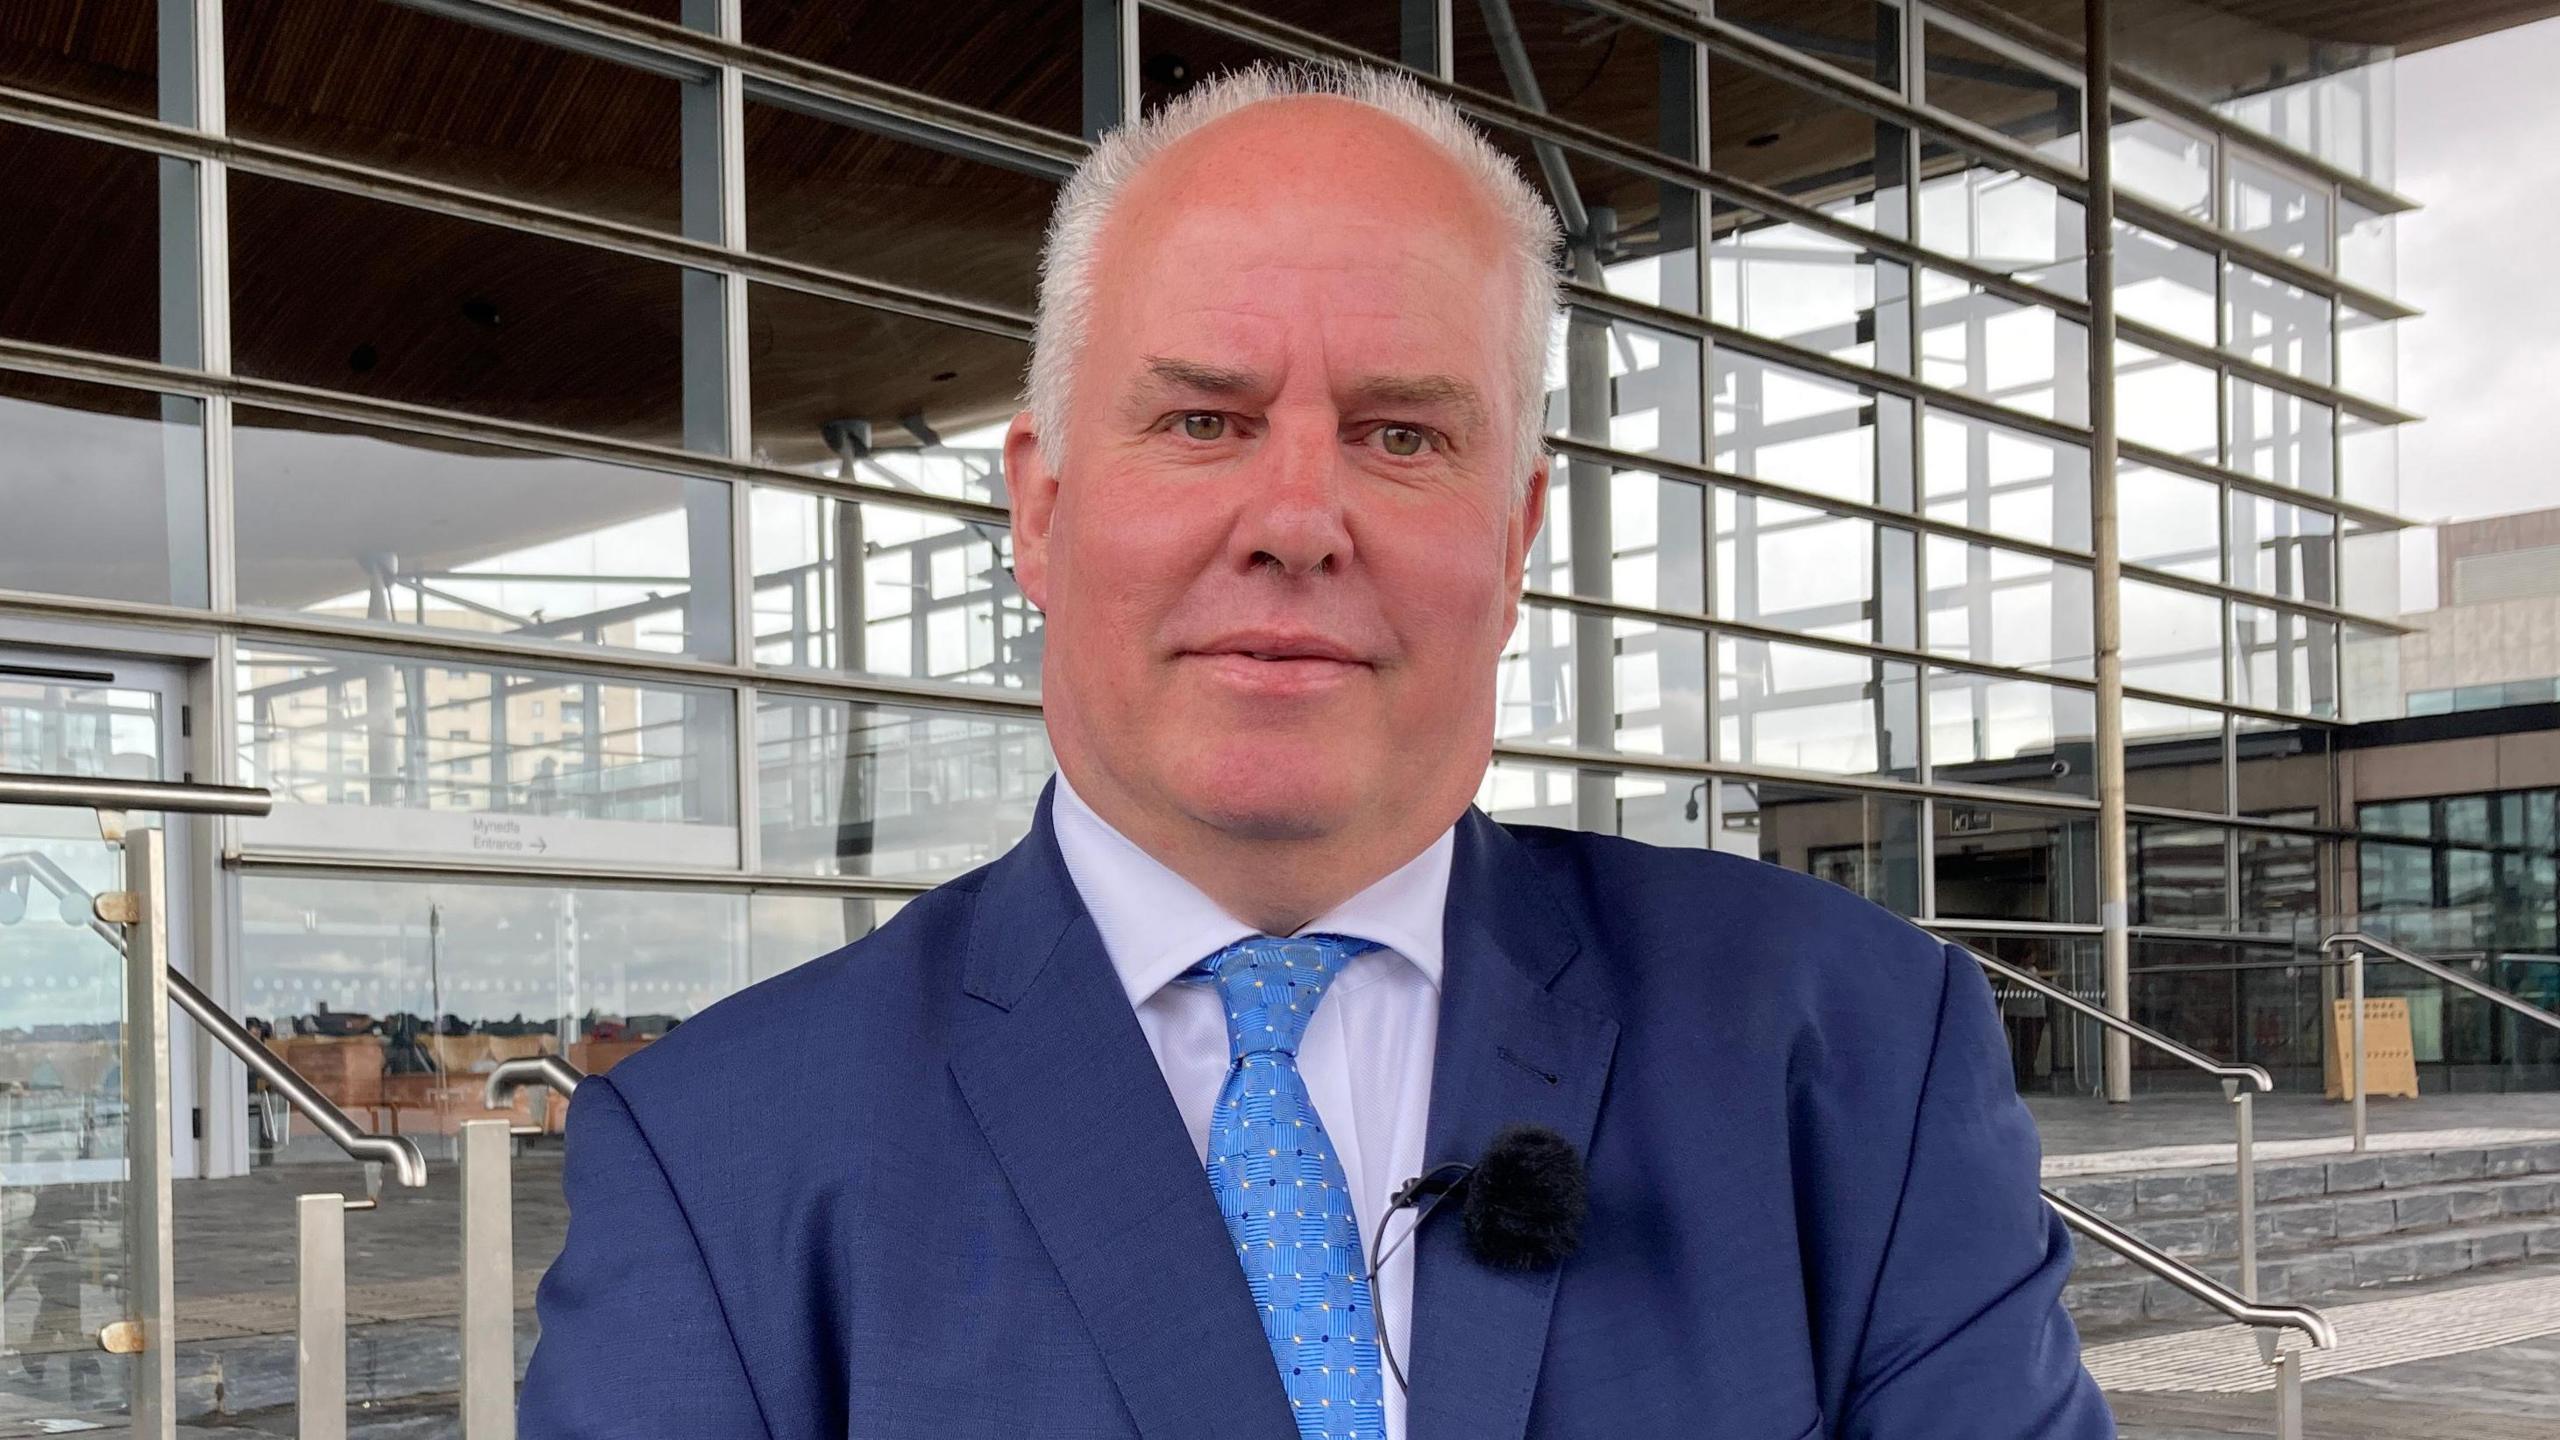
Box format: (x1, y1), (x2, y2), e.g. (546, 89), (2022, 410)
(1058, 765), (1456, 936)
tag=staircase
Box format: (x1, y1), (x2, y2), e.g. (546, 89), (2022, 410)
(2060, 1134), (2560, 1330)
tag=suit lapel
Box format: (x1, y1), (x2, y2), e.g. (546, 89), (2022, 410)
(1404, 809), (1622, 1440)
(945, 782), (1299, 1440)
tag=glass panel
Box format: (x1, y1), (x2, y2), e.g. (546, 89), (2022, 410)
(2131, 821), (2227, 926)
(1476, 761), (1707, 849)
(2122, 698), (2224, 812)
(2234, 718), (2329, 821)
(1715, 490), (1889, 642)
(2114, 341), (2217, 463)
(1916, 150), (2086, 298)
(2117, 463), (2220, 580)
(235, 642), (741, 866)
(2340, 623), (2400, 723)
(1546, 306), (1704, 465)
(1709, 55), (1909, 237)
(1226, 2), (1404, 58)
(1926, 670), (2095, 798)
(233, 408), (734, 659)
(2120, 578), (2222, 701)
(227, 0), (684, 230)
(2238, 829), (2321, 932)
(2130, 940), (2237, 1076)
(1949, 932), (2102, 1093)
(2227, 491), (2335, 604)
(2227, 377), (2336, 508)
(747, 1), (1083, 135)
(2, 0), (158, 114)
(230, 172), (688, 443)
(1716, 636), (1918, 780)
(2337, 410), (2397, 513)
(1716, 779), (1922, 914)
(1, 122), (195, 363)
(2231, 604), (2338, 718)
(1453, 1), (1684, 151)
(1921, 23), (2082, 163)
(1920, 409), (2091, 551)
(1917, 270), (2088, 423)
(1932, 801), (2097, 923)
(750, 484), (1038, 689)
(1532, 461), (1708, 612)
(2338, 197), (2394, 293)
(1921, 536), (2094, 677)
(1712, 351), (1914, 509)
(1711, 207), (1910, 373)
(2111, 110), (2213, 220)
(1497, 602), (1709, 761)
(2223, 263), (2333, 385)
(747, 282), (1027, 502)
(2226, 150), (2330, 266)
(1717, 0), (1901, 83)
(1479, 126), (1706, 311)
(239, 873), (763, 1163)
(2338, 307), (2394, 405)
(744, 97), (1058, 313)
(748, 891), (899, 986)
(756, 693), (1050, 881)
(0, 371), (209, 607)
(2114, 222), (2215, 344)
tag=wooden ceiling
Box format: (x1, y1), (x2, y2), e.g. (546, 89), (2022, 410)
(4, 0), (2553, 477)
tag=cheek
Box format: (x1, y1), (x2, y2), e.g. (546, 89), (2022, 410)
(1053, 483), (1224, 645)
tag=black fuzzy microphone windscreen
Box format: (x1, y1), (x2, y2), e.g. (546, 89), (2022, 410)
(1460, 1123), (1589, 1271)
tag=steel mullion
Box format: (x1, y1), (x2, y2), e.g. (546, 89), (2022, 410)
(1495, 738), (2105, 812)
(230, 847), (944, 896)
(2121, 312), (2414, 428)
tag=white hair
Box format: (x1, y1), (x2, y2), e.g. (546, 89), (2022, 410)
(1024, 60), (1562, 493)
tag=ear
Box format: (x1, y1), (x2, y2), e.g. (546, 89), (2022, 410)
(1002, 409), (1058, 612)
(1499, 454), (1551, 640)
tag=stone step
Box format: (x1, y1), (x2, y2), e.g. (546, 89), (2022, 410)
(2068, 1171), (2560, 1273)
(2063, 1214), (2560, 1329)
(2050, 1136), (2560, 1223)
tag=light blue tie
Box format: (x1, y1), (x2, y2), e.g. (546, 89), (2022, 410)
(1189, 934), (1388, 1439)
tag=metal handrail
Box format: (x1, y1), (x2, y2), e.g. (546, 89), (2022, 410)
(0, 770), (274, 817)
(0, 844), (427, 1190)
(486, 1054), (586, 1108)
(1959, 946), (2276, 1092)
(2044, 1189), (2336, 1349)
(2324, 932), (2560, 1036)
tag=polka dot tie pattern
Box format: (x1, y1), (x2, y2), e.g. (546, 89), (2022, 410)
(1187, 933), (1388, 1440)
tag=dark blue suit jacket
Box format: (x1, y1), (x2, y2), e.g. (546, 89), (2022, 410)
(521, 780), (2113, 1438)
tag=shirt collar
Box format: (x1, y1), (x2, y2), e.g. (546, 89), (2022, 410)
(1048, 768), (1453, 1011)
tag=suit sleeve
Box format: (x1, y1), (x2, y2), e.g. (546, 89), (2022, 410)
(518, 1074), (776, 1440)
(1836, 944), (2116, 1439)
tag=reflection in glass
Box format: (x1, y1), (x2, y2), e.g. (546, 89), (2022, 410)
(1921, 24), (2083, 163)
(2235, 719), (2330, 821)
(1927, 671), (2094, 798)
(751, 485), (1037, 689)
(1545, 307), (1703, 465)
(2113, 222), (2215, 344)
(2117, 463), (2221, 580)
(1531, 464), (1707, 613)
(1713, 352), (1913, 509)
(1916, 151), (2085, 298)
(2224, 263), (2333, 384)
(235, 642), (740, 865)
(2114, 342), (2217, 462)
(1917, 270), (2089, 423)
(1716, 491), (1889, 642)
(2131, 822), (2228, 925)
(2231, 604), (2338, 718)
(1922, 537), (2094, 677)
(1711, 210), (1910, 373)
(757, 694), (1049, 881)
(1477, 761), (1705, 851)
(2338, 307), (2395, 404)
(2120, 578), (2223, 701)
(1948, 931), (2101, 1093)
(0, 371), (208, 607)
(2111, 112), (2213, 220)
(2338, 197), (2395, 294)
(2228, 491), (2335, 604)
(1, 121), (197, 364)
(2338, 409), (2398, 513)
(234, 409), (734, 658)
(1710, 55), (1909, 238)
(1932, 800), (2096, 922)
(2226, 151), (2330, 265)
(1717, 638), (1917, 780)
(1717, 779), (1921, 914)
(1497, 603), (1708, 761)
(1921, 410), (2091, 551)
(2122, 698), (2225, 812)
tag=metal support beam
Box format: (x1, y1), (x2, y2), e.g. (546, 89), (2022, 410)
(2083, 0), (2133, 1104)
(461, 1119), (519, 1439)
(298, 1192), (348, 1440)
(123, 827), (179, 1439)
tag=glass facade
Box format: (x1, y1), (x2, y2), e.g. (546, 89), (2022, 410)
(0, 0), (2419, 1165)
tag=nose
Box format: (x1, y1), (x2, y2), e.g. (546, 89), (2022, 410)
(1236, 416), (1354, 577)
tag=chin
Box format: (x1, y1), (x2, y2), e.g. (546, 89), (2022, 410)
(1169, 747), (1359, 841)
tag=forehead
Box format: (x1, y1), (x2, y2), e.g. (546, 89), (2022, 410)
(1085, 98), (1518, 376)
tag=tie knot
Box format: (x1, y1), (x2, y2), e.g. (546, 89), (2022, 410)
(1189, 933), (1377, 1060)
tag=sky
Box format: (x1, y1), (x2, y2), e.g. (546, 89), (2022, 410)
(2390, 15), (2560, 609)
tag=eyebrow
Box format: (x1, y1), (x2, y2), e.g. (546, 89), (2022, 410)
(1133, 355), (1488, 434)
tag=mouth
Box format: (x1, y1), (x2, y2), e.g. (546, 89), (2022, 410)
(1184, 646), (1372, 694)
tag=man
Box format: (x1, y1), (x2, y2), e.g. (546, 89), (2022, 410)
(521, 61), (2113, 1440)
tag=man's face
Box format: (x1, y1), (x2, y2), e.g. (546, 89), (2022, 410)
(1007, 97), (1547, 847)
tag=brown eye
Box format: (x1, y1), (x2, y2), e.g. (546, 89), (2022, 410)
(1181, 412), (1226, 441)
(1379, 424), (1429, 457)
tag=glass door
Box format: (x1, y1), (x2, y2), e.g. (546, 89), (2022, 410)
(0, 649), (187, 1408)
